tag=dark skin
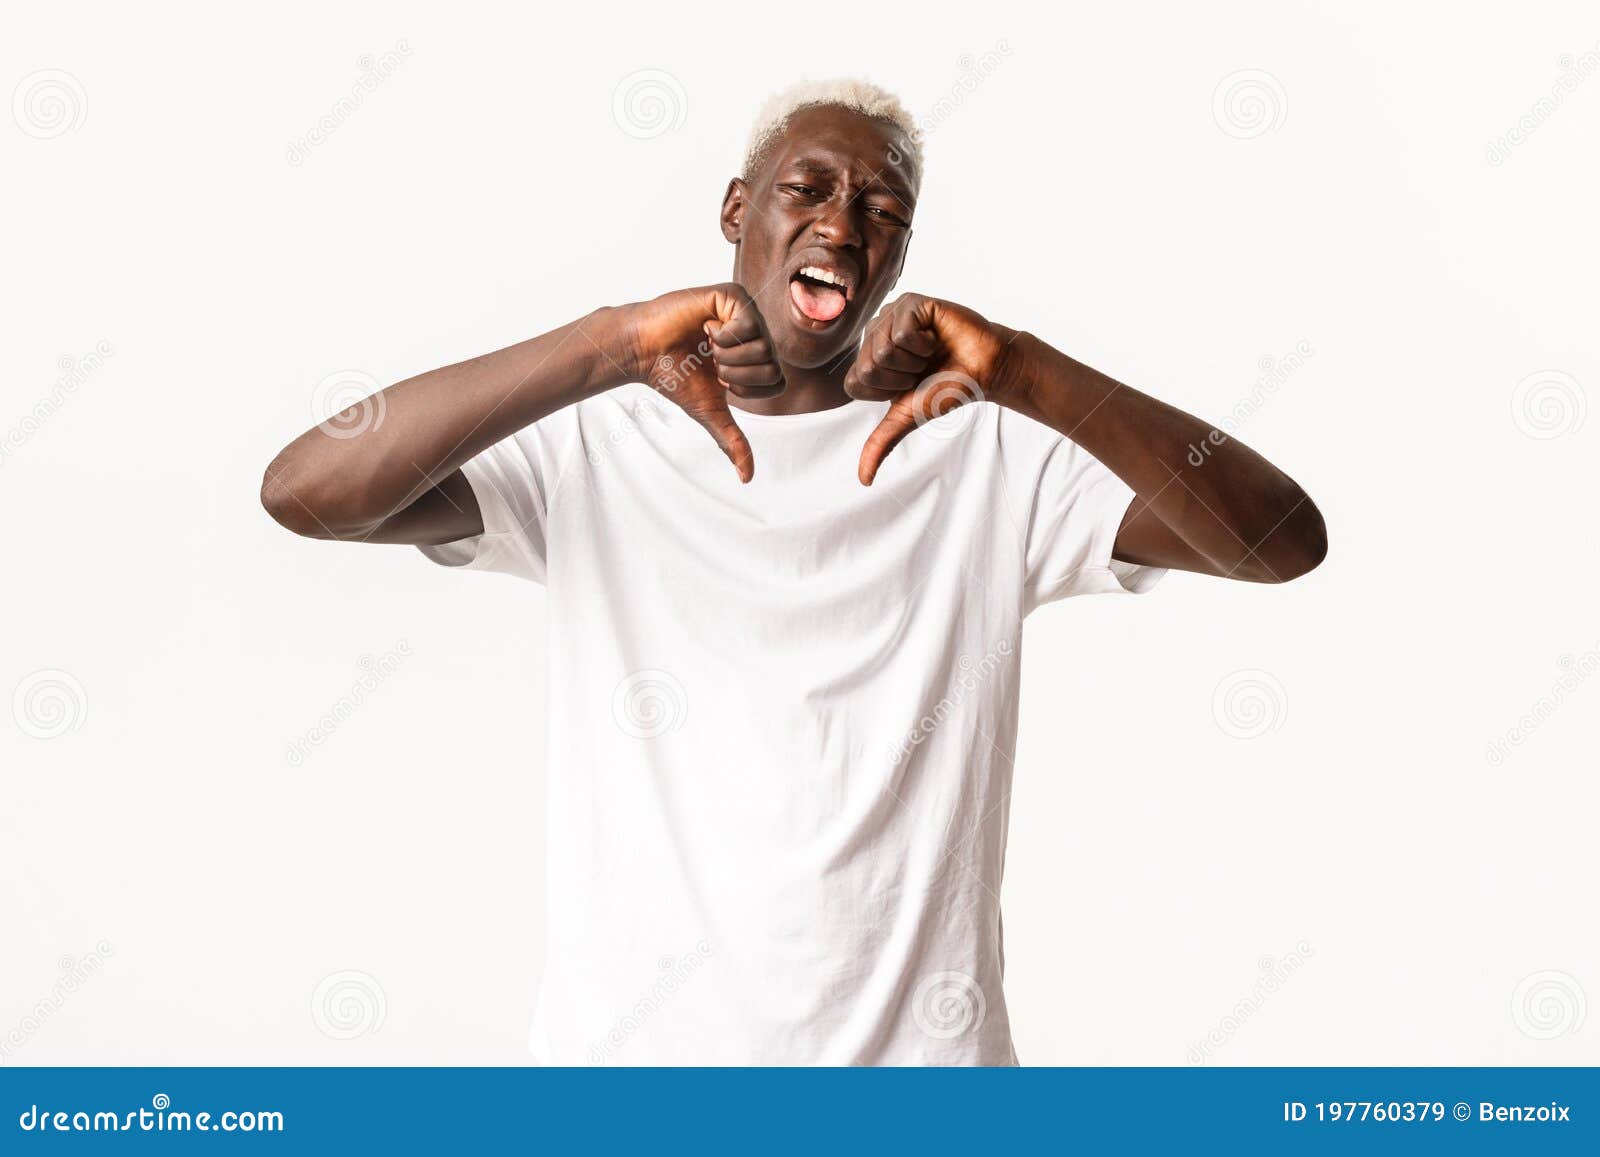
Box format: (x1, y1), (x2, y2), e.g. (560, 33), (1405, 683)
(262, 103), (1324, 582)
(716, 106), (917, 409)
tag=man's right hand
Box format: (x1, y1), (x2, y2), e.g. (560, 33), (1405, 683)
(624, 284), (785, 483)
(262, 286), (784, 547)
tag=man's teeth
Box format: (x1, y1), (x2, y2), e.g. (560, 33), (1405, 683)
(798, 266), (847, 291)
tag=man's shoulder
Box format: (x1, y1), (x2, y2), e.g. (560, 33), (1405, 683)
(991, 403), (1071, 462)
(516, 383), (656, 451)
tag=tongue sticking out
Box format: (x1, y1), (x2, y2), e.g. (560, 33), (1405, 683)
(790, 277), (848, 323)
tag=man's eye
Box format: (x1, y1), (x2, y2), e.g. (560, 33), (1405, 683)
(867, 206), (907, 225)
(784, 184), (821, 197)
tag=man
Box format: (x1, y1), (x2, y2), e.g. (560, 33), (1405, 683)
(262, 78), (1325, 1065)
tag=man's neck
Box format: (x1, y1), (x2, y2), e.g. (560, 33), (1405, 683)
(728, 347), (859, 416)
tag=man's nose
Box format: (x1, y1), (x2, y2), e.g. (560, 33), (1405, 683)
(810, 197), (863, 248)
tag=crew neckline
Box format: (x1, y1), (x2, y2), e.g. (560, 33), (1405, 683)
(728, 399), (885, 426)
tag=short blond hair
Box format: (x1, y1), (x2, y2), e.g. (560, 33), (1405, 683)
(742, 78), (923, 196)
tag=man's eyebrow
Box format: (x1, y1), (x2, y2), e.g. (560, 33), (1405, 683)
(782, 158), (837, 178)
(861, 172), (916, 214)
(873, 178), (916, 212)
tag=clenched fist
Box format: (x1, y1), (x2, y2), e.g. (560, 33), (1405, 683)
(843, 293), (1024, 485)
(625, 284), (785, 483)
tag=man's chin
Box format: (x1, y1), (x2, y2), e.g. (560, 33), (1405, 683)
(769, 316), (865, 369)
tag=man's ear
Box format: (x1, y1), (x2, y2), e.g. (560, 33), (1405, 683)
(720, 178), (747, 243)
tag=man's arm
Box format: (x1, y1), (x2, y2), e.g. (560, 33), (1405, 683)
(846, 294), (1326, 583)
(260, 309), (632, 544)
(261, 286), (784, 544)
(1004, 333), (1326, 583)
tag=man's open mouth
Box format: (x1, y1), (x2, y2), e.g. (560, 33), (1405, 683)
(789, 263), (854, 325)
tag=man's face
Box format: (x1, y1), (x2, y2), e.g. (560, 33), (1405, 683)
(723, 104), (917, 369)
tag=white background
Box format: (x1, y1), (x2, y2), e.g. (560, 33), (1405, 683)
(3, 1), (1596, 1065)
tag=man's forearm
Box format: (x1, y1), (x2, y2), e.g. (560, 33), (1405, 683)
(1005, 332), (1325, 581)
(262, 305), (637, 540)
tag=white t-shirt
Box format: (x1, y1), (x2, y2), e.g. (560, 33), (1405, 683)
(420, 382), (1164, 1065)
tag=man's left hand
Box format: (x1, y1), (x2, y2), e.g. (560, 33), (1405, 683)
(842, 293), (1025, 485)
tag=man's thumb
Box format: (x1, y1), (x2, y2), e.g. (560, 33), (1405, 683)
(857, 397), (920, 486)
(695, 407), (755, 484)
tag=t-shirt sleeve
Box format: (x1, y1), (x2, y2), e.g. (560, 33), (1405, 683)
(999, 410), (1167, 614)
(415, 417), (569, 583)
